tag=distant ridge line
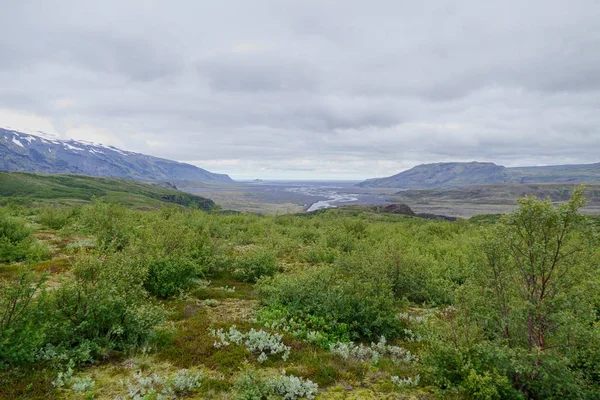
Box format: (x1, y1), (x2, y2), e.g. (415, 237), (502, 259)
(357, 161), (600, 188)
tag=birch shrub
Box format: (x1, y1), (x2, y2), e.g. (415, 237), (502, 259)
(0, 213), (50, 263)
(232, 247), (280, 283)
(138, 209), (213, 299)
(425, 188), (600, 399)
(257, 265), (402, 341)
(77, 201), (135, 252)
(0, 270), (47, 367)
(37, 205), (79, 230)
(43, 252), (164, 362)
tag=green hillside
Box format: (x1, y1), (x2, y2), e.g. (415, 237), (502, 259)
(0, 172), (216, 210)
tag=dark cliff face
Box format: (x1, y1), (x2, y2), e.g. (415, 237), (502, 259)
(357, 161), (600, 189)
(0, 128), (233, 183)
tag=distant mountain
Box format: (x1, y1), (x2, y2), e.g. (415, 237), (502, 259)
(0, 128), (233, 183)
(357, 161), (600, 188)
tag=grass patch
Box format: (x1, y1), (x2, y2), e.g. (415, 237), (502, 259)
(196, 377), (233, 398)
(192, 277), (258, 300)
(0, 263), (23, 279)
(33, 257), (71, 274)
(157, 308), (257, 374)
(0, 368), (58, 400)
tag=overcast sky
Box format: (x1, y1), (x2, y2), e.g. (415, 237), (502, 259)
(1, 1), (599, 179)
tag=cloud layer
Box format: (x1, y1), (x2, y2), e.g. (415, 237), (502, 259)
(1, 0), (599, 179)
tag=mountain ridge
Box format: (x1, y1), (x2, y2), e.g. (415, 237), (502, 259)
(358, 161), (600, 188)
(0, 128), (233, 183)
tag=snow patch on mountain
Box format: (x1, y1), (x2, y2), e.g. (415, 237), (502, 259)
(11, 137), (24, 147)
(63, 143), (85, 151)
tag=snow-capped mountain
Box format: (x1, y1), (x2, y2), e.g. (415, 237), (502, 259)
(0, 128), (233, 183)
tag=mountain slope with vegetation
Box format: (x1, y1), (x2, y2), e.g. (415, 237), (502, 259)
(0, 128), (233, 183)
(358, 161), (600, 188)
(0, 172), (216, 210)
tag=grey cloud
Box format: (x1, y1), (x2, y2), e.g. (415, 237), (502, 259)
(0, 30), (182, 82)
(197, 53), (321, 93)
(0, 2), (182, 81)
(0, 0), (599, 179)
(60, 32), (184, 82)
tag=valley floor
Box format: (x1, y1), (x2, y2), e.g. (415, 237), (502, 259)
(181, 182), (600, 217)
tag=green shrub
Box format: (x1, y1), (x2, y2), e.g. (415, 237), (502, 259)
(343, 218), (368, 239)
(381, 248), (453, 305)
(302, 244), (339, 264)
(0, 270), (47, 367)
(0, 214), (31, 244)
(137, 210), (213, 298)
(293, 228), (320, 244)
(233, 248), (280, 283)
(462, 369), (511, 400)
(37, 206), (78, 230)
(44, 252), (164, 361)
(430, 188), (600, 398)
(257, 305), (348, 346)
(78, 201), (135, 251)
(324, 228), (355, 253)
(257, 265), (401, 341)
(144, 257), (199, 299)
(0, 214), (50, 263)
(423, 340), (522, 399)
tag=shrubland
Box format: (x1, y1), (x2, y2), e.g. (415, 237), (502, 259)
(0, 189), (598, 399)
(0, 211), (50, 263)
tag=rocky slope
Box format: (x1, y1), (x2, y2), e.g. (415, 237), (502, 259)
(0, 128), (233, 183)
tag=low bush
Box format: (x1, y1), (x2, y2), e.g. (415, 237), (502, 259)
(144, 257), (199, 299)
(391, 374), (420, 389)
(233, 248), (280, 283)
(233, 371), (318, 400)
(329, 336), (416, 365)
(37, 206), (78, 230)
(122, 369), (203, 399)
(257, 305), (346, 346)
(43, 252), (164, 363)
(137, 209), (214, 298)
(424, 339), (521, 399)
(0, 270), (47, 367)
(0, 214), (50, 263)
(257, 265), (402, 341)
(302, 244), (339, 264)
(210, 325), (291, 363)
(78, 201), (135, 251)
